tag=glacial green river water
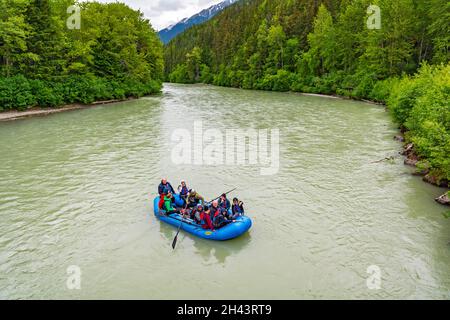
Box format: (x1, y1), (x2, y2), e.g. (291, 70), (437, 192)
(0, 83), (449, 299)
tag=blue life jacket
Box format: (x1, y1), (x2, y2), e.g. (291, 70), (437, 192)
(233, 204), (244, 214)
(219, 199), (230, 210)
(180, 186), (189, 196)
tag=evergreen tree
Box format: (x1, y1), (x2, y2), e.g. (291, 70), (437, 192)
(0, 0), (164, 110)
(25, 0), (65, 79)
(186, 47), (202, 82)
(0, 0), (34, 77)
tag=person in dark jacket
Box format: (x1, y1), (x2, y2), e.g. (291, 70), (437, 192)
(209, 200), (233, 229)
(218, 193), (231, 211)
(158, 178), (175, 196)
(208, 200), (220, 218)
(230, 197), (245, 219)
(178, 180), (189, 204)
(178, 180), (189, 196)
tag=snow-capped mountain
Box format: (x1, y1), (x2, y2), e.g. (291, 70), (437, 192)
(158, 0), (238, 44)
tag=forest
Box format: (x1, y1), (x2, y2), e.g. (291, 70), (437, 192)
(0, 0), (164, 110)
(165, 0), (449, 186)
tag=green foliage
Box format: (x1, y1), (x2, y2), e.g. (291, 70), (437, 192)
(358, 0), (418, 79)
(0, 75), (35, 110)
(388, 64), (437, 125)
(0, 0), (163, 110)
(165, 0), (448, 99)
(168, 64), (188, 83)
(302, 4), (335, 76)
(369, 78), (400, 103)
(255, 70), (293, 91)
(30, 79), (64, 107)
(388, 64), (450, 181)
(200, 64), (213, 83)
(186, 47), (203, 83)
(0, 75), (160, 111)
(168, 47), (210, 84)
(427, 0), (450, 64)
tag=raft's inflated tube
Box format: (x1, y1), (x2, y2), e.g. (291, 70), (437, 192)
(153, 195), (252, 241)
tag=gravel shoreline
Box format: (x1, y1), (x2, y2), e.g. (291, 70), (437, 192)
(0, 99), (128, 122)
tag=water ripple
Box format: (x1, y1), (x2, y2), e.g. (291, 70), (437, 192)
(0, 84), (449, 299)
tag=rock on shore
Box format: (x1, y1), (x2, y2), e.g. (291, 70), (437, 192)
(402, 143), (420, 167)
(435, 193), (450, 206)
(400, 142), (449, 204)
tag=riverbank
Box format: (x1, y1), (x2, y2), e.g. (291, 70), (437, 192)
(0, 98), (136, 122)
(400, 139), (450, 206)
(199, 82), (386, 106)
(300, 92), (386, 106)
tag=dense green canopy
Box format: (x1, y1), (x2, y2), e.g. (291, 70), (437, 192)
(165, 0), (448, 89)
(0, 0), (164, 110)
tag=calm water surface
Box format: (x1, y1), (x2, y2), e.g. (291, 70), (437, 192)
(0, 83), (449, 299)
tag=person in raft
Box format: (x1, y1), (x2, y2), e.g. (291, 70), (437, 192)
(158, 178), (176, 209)
(162, 192), (180, 215)
(185, 189), (204, 208)
(218, 193), (231, 211)
(178, 180), (189, 204)
(209, 200), (234, 229)
(158, 178), (175, 196)
(230, 197), (245, 219)
(193, 204), (214, 230)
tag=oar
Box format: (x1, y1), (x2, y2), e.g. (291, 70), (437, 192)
(205, 187), (237, 204)
(171, 209), (186, 250)
(172, 219), (182, 249)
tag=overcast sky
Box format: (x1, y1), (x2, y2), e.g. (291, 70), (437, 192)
(92, 0), (224, 31)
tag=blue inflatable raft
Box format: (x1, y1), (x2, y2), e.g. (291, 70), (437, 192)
(153, 195), (252, 241)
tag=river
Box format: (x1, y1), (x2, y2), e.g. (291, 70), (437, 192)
(0, 83), (449, 299)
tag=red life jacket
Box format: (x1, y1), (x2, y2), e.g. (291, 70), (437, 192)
(158, 194), (165, 210)
(200, 211), (213, 230)
(212, 208), (227, 228)
(211, 206), (222, 218)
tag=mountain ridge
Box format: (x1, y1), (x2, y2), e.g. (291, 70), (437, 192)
(158, 0), (238, 44)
